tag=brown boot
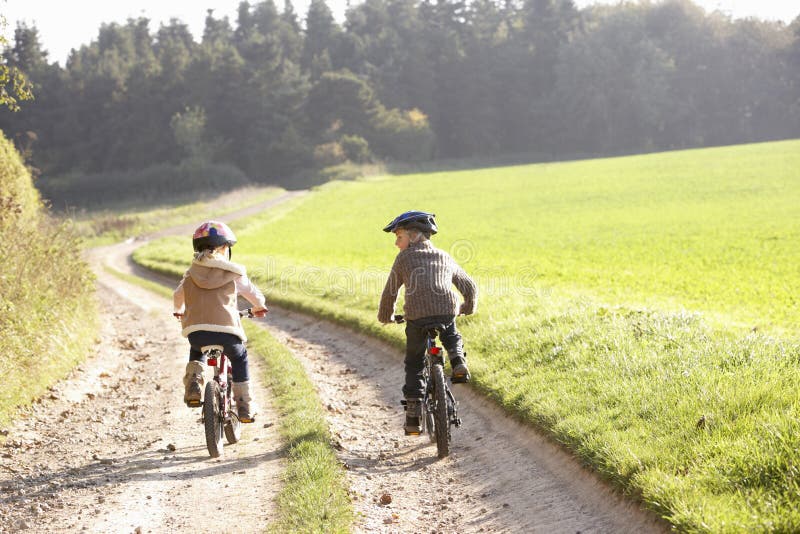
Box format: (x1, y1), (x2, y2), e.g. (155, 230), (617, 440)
(450, 355), (471, 383)
(233, 381), (258, 423)
(183, 361), (205, 407)
(404, 397), (423, 435)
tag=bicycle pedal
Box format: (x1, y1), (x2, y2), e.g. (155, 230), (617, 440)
(186, 400), (202, 408)
(454, 418), (462, 427)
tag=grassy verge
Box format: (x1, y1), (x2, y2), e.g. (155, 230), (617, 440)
(0, 287), (97, 429)
(245, 323), (353, 533)
(102, 265), (353, 533)
(1, 128), (99, 429)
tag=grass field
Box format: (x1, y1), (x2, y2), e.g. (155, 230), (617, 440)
(135, 139), (800, 532)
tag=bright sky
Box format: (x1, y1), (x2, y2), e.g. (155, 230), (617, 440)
(2, 0), (798, 66)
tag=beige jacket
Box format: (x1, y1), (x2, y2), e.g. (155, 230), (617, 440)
(173, 253), (266, 341)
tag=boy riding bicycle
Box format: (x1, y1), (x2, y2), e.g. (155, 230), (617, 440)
(173, 221), (268, 423)
(377, 211), (477, 435)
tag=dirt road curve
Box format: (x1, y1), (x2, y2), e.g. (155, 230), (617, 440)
(0, 192), (667, 533)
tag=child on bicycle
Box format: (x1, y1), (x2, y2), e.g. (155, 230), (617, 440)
(173, 220), (268, 423)
(378, 211), (477, 435)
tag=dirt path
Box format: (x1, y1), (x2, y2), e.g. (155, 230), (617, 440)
(0, 189), (667, 533)
(0, 192), (302, 534)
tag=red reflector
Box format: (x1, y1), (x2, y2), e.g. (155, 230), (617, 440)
(429, 347), (441, 355)
(207, 358), (217, 366)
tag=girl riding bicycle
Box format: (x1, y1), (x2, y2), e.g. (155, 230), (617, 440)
(378, 211), (477, 435)
(173, 220), (267, 423)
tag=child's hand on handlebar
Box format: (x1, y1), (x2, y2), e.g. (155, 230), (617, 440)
(251, 306), (269, 318)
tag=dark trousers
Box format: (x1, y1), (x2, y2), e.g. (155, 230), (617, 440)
(403, 315), (465, 398)
(187, 331), (249, 383)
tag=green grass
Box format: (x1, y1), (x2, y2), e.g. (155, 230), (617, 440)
(102, 266), (353, 533)
(135, 139), (800, 532)
(68, 185), (285, 247)
(245, 324), (353, 533)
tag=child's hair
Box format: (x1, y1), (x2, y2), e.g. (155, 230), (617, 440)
(404, 228), (430, 243)
(193, 244), (229, 261)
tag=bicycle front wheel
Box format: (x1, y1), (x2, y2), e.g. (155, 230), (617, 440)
(431, 364), (450, 458)
(203, 381), (224, 458)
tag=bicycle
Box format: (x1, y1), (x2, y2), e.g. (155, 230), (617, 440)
(174, 308), (256, 458)
(394, 314), (462, 458)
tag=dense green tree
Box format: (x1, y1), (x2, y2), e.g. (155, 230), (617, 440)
(555, 6), (675, 153)
(1, 0), (798, 201)
(302, 0), (343, 77)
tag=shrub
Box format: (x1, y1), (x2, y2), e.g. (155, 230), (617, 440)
(38, 160), (251, 209)
(339, 135), (371, 163)
(312, 142), (347, 167)
(370, 107), (435, 162)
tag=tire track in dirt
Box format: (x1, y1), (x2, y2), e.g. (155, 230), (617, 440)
(262, 308), (668, 533)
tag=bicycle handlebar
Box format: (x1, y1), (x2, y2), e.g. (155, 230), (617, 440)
(173, 307), (268, 319)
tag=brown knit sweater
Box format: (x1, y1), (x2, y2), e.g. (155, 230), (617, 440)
(378, 240), (477, 322)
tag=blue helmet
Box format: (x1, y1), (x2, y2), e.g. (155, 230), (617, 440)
(383, 211), (438, 235)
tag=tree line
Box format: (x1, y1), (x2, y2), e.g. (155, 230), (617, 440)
(1, 0), (799, 204)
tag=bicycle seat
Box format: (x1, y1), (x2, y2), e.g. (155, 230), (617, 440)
(200, 345), (224, 353)
(420, 323), (447, 337)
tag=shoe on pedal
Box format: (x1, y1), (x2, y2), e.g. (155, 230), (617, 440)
(233, 381), (257, 423)
(404, 397), (423, 435)
(183, 361), (205, 407)
(404, 415), (422, 435)
(451, 359), (471, 384)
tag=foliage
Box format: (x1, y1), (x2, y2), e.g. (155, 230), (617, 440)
(312, 141), (347, 167)
(0, 131), (95, 426)
(134, 139), (800, 531)
(170, 106), (213, 163)
(39, 160), (251, 208)
(0, 0), (798, 203)
(338, 134), (371, 163)
(0, 17), (34, 111)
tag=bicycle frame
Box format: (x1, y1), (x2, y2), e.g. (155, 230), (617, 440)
(395, 314), (461, 457)
(203, 347), (234, 422)
(423, 330), (461, 431)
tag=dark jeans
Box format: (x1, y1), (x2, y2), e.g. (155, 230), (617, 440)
(187, 331), (249, 383)
(403, 315), (465, 398)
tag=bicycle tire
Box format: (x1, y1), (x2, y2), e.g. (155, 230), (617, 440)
(425, 404), (436, 444)
(224, 373), (241, 444)
(224, 411), (242, 444)
(431, 364), (450, 458)
(203, 381), (224, 458)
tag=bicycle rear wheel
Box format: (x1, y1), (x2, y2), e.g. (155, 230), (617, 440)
(203, 381), (224, 458)
(425, 403), (436, 444)
(225, 412), (242, 444)
(431, 364), (450, 458)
